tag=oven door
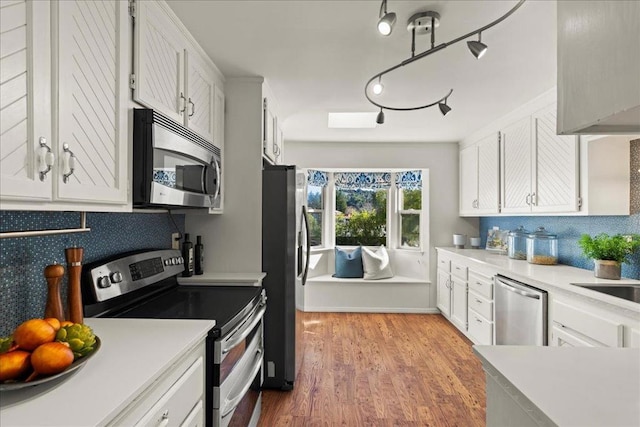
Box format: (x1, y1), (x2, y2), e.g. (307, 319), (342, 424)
(213, 302), (265, 427)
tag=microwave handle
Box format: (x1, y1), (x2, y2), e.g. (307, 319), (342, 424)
(212, 157), (221, 201)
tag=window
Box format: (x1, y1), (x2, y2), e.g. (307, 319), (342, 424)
(307, 184), (324, 246)
(335, 188), (387, 246)
(399, 188), (421, 248)
(306, 170), (329, 247)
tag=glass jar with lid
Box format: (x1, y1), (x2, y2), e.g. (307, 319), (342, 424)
(526, 227), (558, 265)
(508, 226), (530, 260)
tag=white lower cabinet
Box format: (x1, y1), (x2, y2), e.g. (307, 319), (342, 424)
(109, 342), (206, 427)
(436, 269), (452, 317)
(550, 324), (601, 347)
(451, 277), (468, 332)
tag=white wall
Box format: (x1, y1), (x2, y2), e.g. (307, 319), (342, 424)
(186, 77), (264, 273)
(285, 141), (478, 309)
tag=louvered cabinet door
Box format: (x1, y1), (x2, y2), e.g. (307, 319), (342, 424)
(459, 144), (478, 216)
(54, 0), (128, 203)
(501, 117), (532, 214)
(134, 0), (184, 123)
(476, 133), (500, 214)
(532, 104), (579, 213)
(185, 49), (214, 142)
(0, 0), (51, 201)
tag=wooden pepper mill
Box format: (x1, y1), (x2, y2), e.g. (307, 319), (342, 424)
(65, 247), (84, 324)
(44, 263), (65, 321)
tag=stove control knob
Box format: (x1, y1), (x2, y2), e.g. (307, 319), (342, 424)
(110, 272), (123, 283)
(178, 257), (184, 264)
(97, 276), (111, 288)
(164, 259), (171, 266)
(171, 257), (179, 265)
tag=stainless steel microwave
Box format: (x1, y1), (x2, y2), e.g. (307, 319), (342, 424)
(133, 109), (221, 209)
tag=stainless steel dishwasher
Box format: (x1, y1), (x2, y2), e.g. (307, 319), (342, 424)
(494, 275), (548, 345)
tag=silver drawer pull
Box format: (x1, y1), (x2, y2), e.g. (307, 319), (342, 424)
(38, 137), (55, 181)
(475, 317), (483, 323)
(475, 299), (482, 304)
(62, 143), (76, 183)
(476, 282), (483, 286)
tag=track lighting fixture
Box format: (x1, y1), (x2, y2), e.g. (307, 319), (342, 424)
(467, 32), (488, 59)
(377, 0), (396, 36)
(372, 77), (384, 95)
(367, 1), (525, 124)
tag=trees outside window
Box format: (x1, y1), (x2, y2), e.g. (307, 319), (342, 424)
(335, 189), (387, 246)
(307, 184), (323, 246)
(399, 188), (421, 248)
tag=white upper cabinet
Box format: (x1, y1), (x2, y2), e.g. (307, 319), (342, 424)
(501, 117), (532, 214)
(134, 0), (218, 144)
(557, 1), (640, 134)
(460, 133), (499, 216)
(531, 104), (579, 213)
(1, 0), (129, 210)
(1, 0), (51, 202)
(501, 104), (579, 214)
(209, 85), (225, 214)
(54, 0), (129, 204)
(262, 97), (276, 164)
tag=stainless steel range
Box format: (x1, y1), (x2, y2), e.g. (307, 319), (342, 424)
(82, 249), (265, 427)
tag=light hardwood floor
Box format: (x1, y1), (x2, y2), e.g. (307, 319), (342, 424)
(258, 311), (486, 426)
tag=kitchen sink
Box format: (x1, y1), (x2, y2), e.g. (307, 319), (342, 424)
(570, 283), (640, 304)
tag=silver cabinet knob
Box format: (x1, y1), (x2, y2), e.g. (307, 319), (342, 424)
(62, 143), (76, 183)
(38, 137), (55, 181)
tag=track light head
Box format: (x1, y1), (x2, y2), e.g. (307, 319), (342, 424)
(372, 78), (384, 95)
(378, 12), (397, 36)
(376, 108), (385, 124)
(467, 32), (488, 59)
(438, 101), (451, 116)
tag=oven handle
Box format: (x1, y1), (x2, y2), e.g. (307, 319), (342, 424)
(222, 304), (266, 355)
(221, 348), (263, 418)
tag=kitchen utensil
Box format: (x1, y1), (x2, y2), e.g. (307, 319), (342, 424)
(44, 263), (65, 321)
(65, 247), (84, 324)
(526, 227), (558, 265)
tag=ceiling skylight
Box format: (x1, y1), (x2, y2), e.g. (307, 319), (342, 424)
(328, 112), (378, 129)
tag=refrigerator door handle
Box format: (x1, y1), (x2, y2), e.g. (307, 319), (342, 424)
(301, 205), (311, 286)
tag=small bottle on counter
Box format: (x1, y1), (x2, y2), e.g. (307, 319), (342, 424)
(195, 235), (204, 275)
(182, 234), (194, 277)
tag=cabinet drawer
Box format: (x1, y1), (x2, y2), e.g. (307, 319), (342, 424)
(552, 300), (623, 347)
(468, 272), (493, 299)
(468, 291), (493, 321)
(180, 400), (204, 427)
(135, 356), (204, 427)
(437, 255), (451, 272)
(451, 261), (468, 280)
(468, 309), (493, 345)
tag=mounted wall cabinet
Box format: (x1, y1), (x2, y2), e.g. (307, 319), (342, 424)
(501, 104), (579, 214)
(133, 0), (219, 144)
(263, 97), (283, 165)
(1, 0), (129, 211)
(459, 133), (500, 216)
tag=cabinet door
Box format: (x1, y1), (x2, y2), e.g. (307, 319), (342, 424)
(54, 0), (128, 204)
(436, 270), (451, 317)
(501, 117), (532, 213)
(263, 99), (275, 162)
(185, 49), (214, 142)
(459, 144), (478, 215)
(0, 0), (52, 201)
(532, 105), (579, 212)
(551, 325), (602, 347)
(209, 85), (224, 214)
(476, 134), (500, 214)
(451, 277), (468, 331)
(134, 0), (184, 123)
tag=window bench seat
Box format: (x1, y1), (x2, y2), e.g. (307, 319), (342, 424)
(301, 274), (433, 313)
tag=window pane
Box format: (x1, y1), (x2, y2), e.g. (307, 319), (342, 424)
(335, 189), (387, 246)
(401, 214), (420, 247)
(402, 189), (421, 210)
(307, 185), (323, 209)
(308, 211), (323, 246)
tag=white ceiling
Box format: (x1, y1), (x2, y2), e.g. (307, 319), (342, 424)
(166, 0), (557, 143)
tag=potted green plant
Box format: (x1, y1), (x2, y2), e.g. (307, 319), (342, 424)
(577, 233), (640, 279)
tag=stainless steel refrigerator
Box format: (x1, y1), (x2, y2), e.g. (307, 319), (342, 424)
(262, 164), (309, 390)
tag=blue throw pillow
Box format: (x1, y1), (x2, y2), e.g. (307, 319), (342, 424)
(333, 246), (364, 278)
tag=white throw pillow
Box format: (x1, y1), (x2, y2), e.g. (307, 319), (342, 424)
(361, 245), (394, 280)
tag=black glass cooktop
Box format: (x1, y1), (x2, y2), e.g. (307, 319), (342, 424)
(109, 285), (262, 337)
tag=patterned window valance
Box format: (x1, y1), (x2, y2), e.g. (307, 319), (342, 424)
(334, 172), (391, 190)
(307, 170), (329, 187)
(395, 170), (422, 190)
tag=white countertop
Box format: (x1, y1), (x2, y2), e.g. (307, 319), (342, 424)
(0, 318), (215, 426)
(474, 346), (640, 427)
(178, 272), (265, 285)
(436, 247), (640, 314)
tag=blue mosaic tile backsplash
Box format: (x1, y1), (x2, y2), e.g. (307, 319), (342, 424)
(0, 211), (184, 336)
(479, 214), (640, 280)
